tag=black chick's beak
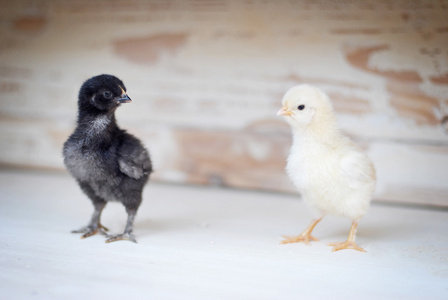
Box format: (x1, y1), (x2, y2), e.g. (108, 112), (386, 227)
(116, 86), (132, 104)
(116, 93), (132, 104)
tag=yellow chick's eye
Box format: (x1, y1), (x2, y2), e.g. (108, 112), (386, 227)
(298, 105), (305, 110)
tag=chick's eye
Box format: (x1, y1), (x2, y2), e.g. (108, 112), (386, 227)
(298, 104), (305, 110)
(103, 91), (112, 99)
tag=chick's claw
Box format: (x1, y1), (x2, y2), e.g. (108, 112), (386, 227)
(329, 241), (366, 252)
(105, 233), (137, 244)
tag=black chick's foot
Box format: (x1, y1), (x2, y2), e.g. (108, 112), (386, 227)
(105, 232), (137, 243)
(72, 223), (109, 239)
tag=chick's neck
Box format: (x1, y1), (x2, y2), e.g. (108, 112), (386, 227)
(76, 106), (120, 146)
(77, 108), (117, 125)
(292, 115), (341, 146)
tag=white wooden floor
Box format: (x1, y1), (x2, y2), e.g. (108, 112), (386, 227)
(0, 169), (447, 300)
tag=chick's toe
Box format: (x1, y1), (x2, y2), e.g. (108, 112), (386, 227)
(329, 241), (366, 252)
(105, 233), (137, 243)
(281, 234), (319, 245)
(72, 223), (109, 239)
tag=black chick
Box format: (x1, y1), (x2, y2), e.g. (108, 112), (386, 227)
(63, 74), (152, 243)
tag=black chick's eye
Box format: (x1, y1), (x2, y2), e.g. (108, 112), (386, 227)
(103, 91), (112, 99)
(298, 104), (305, 110)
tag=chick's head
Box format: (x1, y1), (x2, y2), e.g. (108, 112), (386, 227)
(78, 74), (131, 112)
(277, 84), (335, 130)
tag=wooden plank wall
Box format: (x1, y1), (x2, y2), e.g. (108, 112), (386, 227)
(0, 0), (447, 206)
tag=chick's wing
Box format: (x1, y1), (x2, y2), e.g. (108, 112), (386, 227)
(117, 134), (152, 180)
(339, 150), (375, 190)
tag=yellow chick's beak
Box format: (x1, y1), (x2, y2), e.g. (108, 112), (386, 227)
(277, 106), (293, 116)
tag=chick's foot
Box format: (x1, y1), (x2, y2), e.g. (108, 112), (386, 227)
(329, 241), (366, 252)
(280, 217), (323, 245)
(72, 223), (109, 239)
(329, 220), (366, 252)
(281, 234), (318, 245)
(105, 233), (137, 243)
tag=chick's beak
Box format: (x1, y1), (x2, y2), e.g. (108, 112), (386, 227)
(116, 86), (132, 103)
(116, 93), (132, 104)
(277, 106), (293, 116)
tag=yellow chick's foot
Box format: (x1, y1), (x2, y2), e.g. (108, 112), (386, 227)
(328, 241), (366, 252)
(281, 234), (318, 245)
(328, 220), (366, 252)
(280, 217), (323, 245)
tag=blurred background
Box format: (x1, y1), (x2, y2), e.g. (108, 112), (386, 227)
(0, 0), (447, 206)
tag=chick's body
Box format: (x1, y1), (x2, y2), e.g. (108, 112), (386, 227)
(63, 74), (152, 243)
(287, 135), (374, 220)
(278, 85), (375, 252)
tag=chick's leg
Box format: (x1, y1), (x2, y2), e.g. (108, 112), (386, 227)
(72, 200), (109, 238)
(329, 220), (366, 252)
(281, 217), (323, 245)
(106, 208), (137, 243)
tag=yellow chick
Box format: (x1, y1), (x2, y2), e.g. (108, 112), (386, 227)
(277, 85), (376, 252)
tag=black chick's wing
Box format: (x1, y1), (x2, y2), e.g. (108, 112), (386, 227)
(117, 132), (152, 180)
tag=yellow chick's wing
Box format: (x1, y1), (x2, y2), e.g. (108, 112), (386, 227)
(339, 149), (376, 190)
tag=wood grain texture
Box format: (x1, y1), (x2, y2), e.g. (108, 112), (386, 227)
(0, 0), (447, 205)
(114, 33), (188, 64)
